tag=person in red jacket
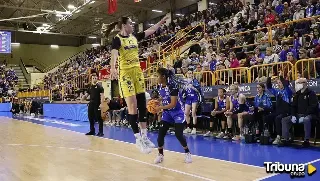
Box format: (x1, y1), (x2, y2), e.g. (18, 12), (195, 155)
(264, 9), (276, 25)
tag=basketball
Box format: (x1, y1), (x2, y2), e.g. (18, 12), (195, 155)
(147, 99), (160, 114)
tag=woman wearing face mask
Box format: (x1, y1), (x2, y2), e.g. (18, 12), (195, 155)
(182, 70), (202, 135)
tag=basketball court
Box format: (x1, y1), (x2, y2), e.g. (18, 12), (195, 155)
(0, 114), (319, 181)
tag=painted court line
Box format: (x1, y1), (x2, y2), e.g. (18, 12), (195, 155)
(254, 158), (320, 181)
(5, 143), (215, 181)
(1, 116), (265, 169)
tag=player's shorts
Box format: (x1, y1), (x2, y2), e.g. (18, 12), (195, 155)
(119, 67), (145, 98)
(162, 110), (185, 124)
(185, 94), (198, 105)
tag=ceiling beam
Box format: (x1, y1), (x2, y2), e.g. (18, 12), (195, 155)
(0, 18), (55, 25)
(117, 2), (155, 11)
(0, 4), (42, 12)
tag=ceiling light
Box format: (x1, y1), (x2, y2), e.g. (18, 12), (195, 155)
(68, 5), (75, 9)
(75, 10), (81, 13)
(176, 14), (183, 16)
(56, 14), (64, 17)
(152, 10), (162, 13)
(89, 1), (95, 4)
(149, 23), (154, 26)
(132, 21), (136, 24)
(88, 36), (96, 39)
(92, 43), (100, 46)
(51, 45), (59, 48)
(43, 23), (49, 27)
(11, 43), (20, 46)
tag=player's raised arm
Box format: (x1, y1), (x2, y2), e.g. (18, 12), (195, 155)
(144, 16), (169, 38)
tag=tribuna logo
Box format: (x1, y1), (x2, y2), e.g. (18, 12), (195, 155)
(264, 162), (305, 178)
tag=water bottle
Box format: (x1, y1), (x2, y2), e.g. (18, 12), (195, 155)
(255, 126), (260, 135)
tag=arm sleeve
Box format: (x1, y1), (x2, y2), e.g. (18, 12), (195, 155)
(280, 76), (289, 87)
(267, 77), (277, 96)
(291, 94), (298, 116)
(266, 95), (273, 109)
(99, 85), (104, 94)
(170, 86), (179, 96)
(306, 91), (318, 115)
(111, 36), (121, 50)
(135, 32), (146, 42)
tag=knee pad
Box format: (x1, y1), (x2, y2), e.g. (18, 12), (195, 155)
(136, 93), (147, 122)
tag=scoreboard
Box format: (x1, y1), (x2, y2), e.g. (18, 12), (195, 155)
(0, 31), (12, 54)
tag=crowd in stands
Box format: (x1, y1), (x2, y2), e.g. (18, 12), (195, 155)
(0, 62), (18, 101)
(11, 0), (320, 148)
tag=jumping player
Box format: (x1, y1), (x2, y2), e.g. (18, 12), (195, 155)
(108, 16), (169, 153)
(183, 70), (202, 135)
(154, 68), (192, 164)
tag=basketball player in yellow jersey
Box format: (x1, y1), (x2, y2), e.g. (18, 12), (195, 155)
(108, 16), (168, 154)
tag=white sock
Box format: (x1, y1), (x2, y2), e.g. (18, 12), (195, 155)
(134, 133), (141, 139)
(141, 129), (147, 137)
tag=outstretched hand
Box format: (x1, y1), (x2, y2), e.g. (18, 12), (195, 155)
(161, 16), (169, 24)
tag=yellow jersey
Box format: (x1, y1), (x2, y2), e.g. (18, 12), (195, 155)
(114, 34), (141, 70)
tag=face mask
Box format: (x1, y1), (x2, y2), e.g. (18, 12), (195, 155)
(295, 84), (304, 92)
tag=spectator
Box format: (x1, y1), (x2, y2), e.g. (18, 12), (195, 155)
(229, 52), (240, 68)
(264, 9), (276, 25)
(264, 71), (293, 145)
(280, 78), (318, 147)
(293, 4), (305, 20)
(264, 47), (280, 64)
(279, 42), (298, 61)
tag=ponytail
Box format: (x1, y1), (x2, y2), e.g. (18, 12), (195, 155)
(157, 68), (186, 87)
(103, 17), (130, 38)
(104, 22), (118, 38)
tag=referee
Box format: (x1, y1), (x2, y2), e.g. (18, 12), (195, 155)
(82, 72), (105, 137)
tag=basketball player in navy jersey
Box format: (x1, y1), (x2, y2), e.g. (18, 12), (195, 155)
(224, 84), (253, 140)
(204, 88), (229, 137)
(183, 70), (201, 135)
(154, 68), (192, 164)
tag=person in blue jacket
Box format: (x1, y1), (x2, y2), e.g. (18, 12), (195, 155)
(253, 83), (273, 136)
(264, 71), (293, 144)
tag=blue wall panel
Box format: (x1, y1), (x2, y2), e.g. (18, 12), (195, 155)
(43, 104), (88, 122)
(0, 103), (11, 112)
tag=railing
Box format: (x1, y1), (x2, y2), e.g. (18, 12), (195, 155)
(250, 62), (294, 82)
(213, 67), (250, 85)
(60, 74), (90, 100)
(17, 89), (51, 99)
(295, 58), (320, 79)
(43, 51), (84, 72)
(19, 58), (31, 85)
(19, 59), (320, 98)
(193, 71), (215, 86)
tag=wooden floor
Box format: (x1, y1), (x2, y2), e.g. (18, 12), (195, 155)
(0, 117), (269, 181)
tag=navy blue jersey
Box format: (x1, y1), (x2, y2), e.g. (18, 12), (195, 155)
(230, 94), (239, 111)
(158, 85), (183, 112)
(217, 95), (227, 111)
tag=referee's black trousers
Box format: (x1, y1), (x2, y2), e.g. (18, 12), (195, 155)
(88, 103), (103, 133)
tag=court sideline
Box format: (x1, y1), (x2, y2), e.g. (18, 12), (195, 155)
(0, 116), (270, 181)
